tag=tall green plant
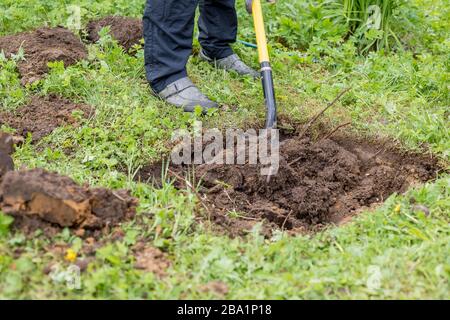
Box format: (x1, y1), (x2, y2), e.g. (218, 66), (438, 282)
(328, 0), (403, 52)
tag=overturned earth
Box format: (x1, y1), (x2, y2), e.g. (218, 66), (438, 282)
(0, 27), (87, 85)
(0, 94), (93, 142)
(0, 169), (137, 234)
(86, 16), (143, 51)
(137, 132), (440, 236)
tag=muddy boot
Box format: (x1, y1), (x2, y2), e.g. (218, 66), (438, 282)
(200, 49), (260, 78)
(156, 77), (218, 113)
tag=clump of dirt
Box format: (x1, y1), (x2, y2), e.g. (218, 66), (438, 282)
(0, 169), (137, 234)
(0, 152), (14, 181)
(86, 16), (143, 51)
(0, 95), (93, 142)
(132, 242), (171, 277)
(0, 132), (14, 155)
(0, 27), (87, 85)
(0, 132), (15, 182)
(137, 133), (440, 237)
(199, 281), (229, 297)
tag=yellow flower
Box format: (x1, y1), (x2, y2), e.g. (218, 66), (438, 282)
(65, 249), (77, 263)
(394, 204), (401, 213)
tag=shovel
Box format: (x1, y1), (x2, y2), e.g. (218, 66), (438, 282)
(246, 0), (277, 129)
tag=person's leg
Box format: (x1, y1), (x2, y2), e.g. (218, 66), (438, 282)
(143, 0), (199, 93)
(198, 0), (258, 78)
(143, 0), (218, 112)
(198, 0), (237, 60)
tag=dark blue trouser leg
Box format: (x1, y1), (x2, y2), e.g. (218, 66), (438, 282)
(143, 0), (199, 93)
(199, 0), (237, 60)
(143, 0), (238, 93)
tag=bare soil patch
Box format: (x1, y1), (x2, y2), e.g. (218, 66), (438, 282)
(86, 16), (143, 51)
(132, 242), (171, 277)
(136, 133), (440, 237)
(0, 95), (92, 142)
(0, 27), (87, 85)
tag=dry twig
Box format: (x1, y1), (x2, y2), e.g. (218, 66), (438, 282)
(299, 87), (351, 139)
(167, 168), (212, 216)
(318, 122), (352, 142)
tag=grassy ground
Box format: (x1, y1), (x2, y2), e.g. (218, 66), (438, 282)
(0, 0), (449, 299)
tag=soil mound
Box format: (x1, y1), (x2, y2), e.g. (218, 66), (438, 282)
(0, 169), (137, 232)
(0, 27), (87, 85)
(86, 16), (143, 51)
(0, 95), (92, 142)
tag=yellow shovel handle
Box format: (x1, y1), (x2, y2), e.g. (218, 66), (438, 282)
(247, 0), (277, 128)
(251, 0), (270, 64)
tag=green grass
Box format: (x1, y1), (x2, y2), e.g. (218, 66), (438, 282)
(327, 0), (403, 52)
(0, 52), (28, 111)
(0, 0), (449, 299)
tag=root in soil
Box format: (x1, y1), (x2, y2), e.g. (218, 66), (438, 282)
(86, 16), (143, 51)
(0, 27), (87, 85)
(0, 169), (137, 235)
(0, 95), (93, 142)
(136, 133), (440, 237)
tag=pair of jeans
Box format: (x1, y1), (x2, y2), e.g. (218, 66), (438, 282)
(143, 0), (237, 93)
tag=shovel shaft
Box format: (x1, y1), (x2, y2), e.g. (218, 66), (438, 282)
(260, 62), (277, 128)
(250, 0), (277, 128)
(252, 0), (270, 64)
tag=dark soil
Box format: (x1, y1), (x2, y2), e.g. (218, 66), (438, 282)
(136, 133), (440, 237)
(0, 132), (14, 155)
(0, 132), (15, 182)
(0, 152), (14, 181)
(86, 16), (143, 51)
(0, 95), (93, 142)
(0, 169), (137, 235)
(0, 27), (87, 85)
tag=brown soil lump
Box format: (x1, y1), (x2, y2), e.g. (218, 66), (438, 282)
(0, 95), (92, 142)
(0, 27), (87, 85)
(0, 169), (137, 230)
(86, 16), (143, 51)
